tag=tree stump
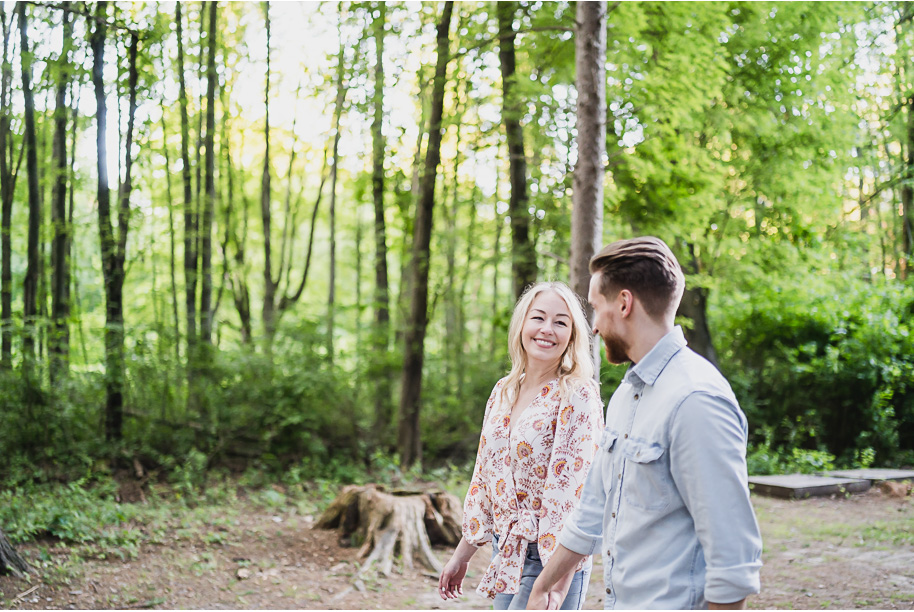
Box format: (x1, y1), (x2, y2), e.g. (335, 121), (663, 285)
(0, 527), (30, 578)
(315, 484), (463, 576)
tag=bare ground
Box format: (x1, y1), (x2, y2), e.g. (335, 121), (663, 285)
(1, 487), (912, 610)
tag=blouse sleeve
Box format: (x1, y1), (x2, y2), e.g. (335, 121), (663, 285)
(536, 380), (604, 569)
(461, 380), (502, 547)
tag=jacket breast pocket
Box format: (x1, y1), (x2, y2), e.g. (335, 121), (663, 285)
(599, 429), (618, 453)
(621, 438), (671, 511)
(599, 430), (619, 491)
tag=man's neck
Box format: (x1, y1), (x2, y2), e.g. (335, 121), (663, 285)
(628, 320), (675, 365)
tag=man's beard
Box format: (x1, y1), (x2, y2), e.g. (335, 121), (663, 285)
(602, 331), (631, 365)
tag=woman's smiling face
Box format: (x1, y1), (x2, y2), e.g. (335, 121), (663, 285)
(520, 291), (572, 369)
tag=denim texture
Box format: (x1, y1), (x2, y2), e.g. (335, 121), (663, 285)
(490, 536), (590, 610)
(559, 327), (763, 609)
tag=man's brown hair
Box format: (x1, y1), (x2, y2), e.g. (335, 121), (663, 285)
(589, 236), (685, 320)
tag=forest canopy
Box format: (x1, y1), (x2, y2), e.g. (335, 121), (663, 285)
(0, 1), (911, 484)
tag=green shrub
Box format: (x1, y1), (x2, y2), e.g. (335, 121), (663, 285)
(717, 274), (914, 468)
(0, 477), (141, 558)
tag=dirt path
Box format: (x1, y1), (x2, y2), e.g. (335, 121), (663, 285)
(1, 488), (912, 610)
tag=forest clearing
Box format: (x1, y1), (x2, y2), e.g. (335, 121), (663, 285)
(0, 0), (913, 609)
(0, 481), (912, 610)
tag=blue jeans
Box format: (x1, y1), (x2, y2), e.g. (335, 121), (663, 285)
(491, 536), (590, 610)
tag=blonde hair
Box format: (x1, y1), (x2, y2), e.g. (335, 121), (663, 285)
(498, 281), (595, 408)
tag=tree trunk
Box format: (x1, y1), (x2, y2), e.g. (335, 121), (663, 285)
(117, 30), (139, 379)
(19, 1), (41, 366)
(0, 6), (14, 370)
(490, 205), (503, 360)
(443, 86), (465, 390)
(161, 111), (181, 361)
(315, 484), (461, 576)
(276, 149), (327, 317)
(395, 68), (428, 349)
(213, 84), (233, 347)
(370, 1), (392, 445)
(497, 1), (536, 300)
(93, 4), (138, 442)
(93, 1), (120, 441)
(570, 1), (606, 377)
(276, 81), (301, 316)
(229, 133), (253, 345)
(260, 2), (277, 351)
(677, 243), (719, 367)
(456, 181), (476, 398)
(678, 285), (719, 366)
(904, 88), (914, 279)
(398, 1), (453, 470)
(200, 1), (217, 345)
(50, 2), (73, 382)
(176, 2), (197, 357)
(327, 20), (347, 363)
(68, 76), (83, 367)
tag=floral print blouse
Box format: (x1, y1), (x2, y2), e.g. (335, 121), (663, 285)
(462, 376), (604, 599)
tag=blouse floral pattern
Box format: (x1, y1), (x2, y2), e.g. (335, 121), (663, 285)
(462, 376), (604, 599)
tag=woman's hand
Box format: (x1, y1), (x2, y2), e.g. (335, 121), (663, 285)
(438, 537), (478, 601)
(438, 555), (469, 600)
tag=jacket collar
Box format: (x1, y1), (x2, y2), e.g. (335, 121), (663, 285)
(623, 326), (687, 386)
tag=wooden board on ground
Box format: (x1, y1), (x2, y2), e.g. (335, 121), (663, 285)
(748, 474), (871, 499)
(824, 468), (914, 482)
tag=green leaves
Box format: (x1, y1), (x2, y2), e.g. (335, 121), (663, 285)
(719, 272), (914, 467)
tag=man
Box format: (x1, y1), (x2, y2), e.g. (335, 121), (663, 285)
(527, 236), (762, 610)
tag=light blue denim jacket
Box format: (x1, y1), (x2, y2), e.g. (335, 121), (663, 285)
(559, 327), (763, 609)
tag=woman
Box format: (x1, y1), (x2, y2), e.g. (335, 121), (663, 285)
(438, 282), (604, 610)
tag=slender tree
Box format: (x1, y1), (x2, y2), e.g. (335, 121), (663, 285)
(676, 243), (719, 366)
(200, 1), (218, 345)
(570, 1), (606, 318)
(18, 1), (40, 366)
(370, 0), (392, 444)
(497, 1), (536, 299)
(176, 2), (197, 357)
(93, 3), (139, 442)
(161, 111), (181, 361)
(398, 0), (454, 469)
(254, 5), (331, 353)
(261, 1), (276, 349)
(254, 5), (330, 352)
(443, 78), (466, 390)
(570, 1), (606, 378)
(67, 70), (82, 368)
(229, 129), (253, 345)
(50, 2), (73, 381)
(0, 5), (15, 370)
(327, 17), (347, 362)
(904, 81), (914, 277)
(91, 0), (116, 438)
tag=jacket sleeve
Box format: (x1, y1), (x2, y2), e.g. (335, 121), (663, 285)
(669, 391), (763, 604)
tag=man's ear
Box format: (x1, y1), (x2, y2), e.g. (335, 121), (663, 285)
(618, 289), (634, 318)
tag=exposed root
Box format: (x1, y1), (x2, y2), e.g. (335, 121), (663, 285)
(315, 484), (463, 576)
(0, 527), (30, 578)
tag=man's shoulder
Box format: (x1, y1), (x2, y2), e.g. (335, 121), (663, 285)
(660, 347), (736, 400)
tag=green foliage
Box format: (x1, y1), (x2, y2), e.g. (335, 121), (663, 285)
(418, 353), (508, 462)
(0, 371), (105, 482)
(0, 477), (142, 559)
(1, 0), (912, 490)
(747, 437), (836, 476)
(719, 274), (914, 467)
